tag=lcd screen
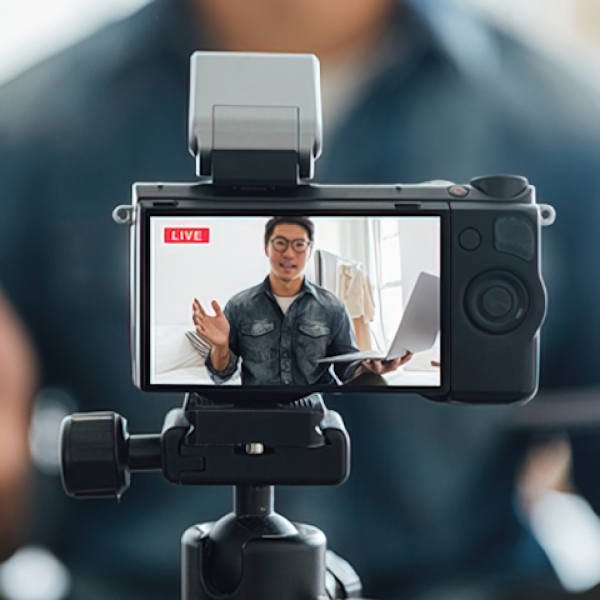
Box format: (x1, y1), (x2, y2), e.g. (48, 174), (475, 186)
(148, 216), (441, 388)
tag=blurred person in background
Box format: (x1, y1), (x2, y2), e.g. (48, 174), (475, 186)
(2, 0), (600, 599)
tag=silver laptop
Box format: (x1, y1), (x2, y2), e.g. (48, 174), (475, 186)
(317, 271), (440, 363)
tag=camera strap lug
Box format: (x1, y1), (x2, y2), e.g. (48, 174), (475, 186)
(112, 204), (134, 225)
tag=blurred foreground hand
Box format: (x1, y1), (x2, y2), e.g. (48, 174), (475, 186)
(0, 289), (37, 561)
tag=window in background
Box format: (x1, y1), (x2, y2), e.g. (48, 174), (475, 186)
(375, 219), (404, 345)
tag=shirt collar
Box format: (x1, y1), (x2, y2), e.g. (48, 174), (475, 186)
(260, 276), (321, 302)
(301, 278), (322, 302)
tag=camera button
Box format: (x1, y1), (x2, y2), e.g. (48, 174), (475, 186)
(482, 286), (513, 317)
(448, 185), (470, 198)
(465, 271), (529, 333)
(459, 228), (481, 251)
(494, 216), (534, 261)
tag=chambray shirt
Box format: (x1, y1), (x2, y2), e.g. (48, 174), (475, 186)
(206, 277), (359, 385)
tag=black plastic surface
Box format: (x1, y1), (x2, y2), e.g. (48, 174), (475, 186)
(470, 175), (529, 198)
(458, 227), (481, 251)
(160, 406), (350, 486)
(212, 150), (298, 186)
(182, 519), (327, 600)
(60, 412), (130, 499)
(494, 215), (535, 261)
(451, 204), (545, 403)
(464, 270), (529, 333)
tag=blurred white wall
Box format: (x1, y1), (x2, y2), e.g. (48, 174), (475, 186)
(0, 0), (151, 85)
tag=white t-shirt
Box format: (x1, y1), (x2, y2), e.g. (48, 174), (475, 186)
(274, 294), (300, 314)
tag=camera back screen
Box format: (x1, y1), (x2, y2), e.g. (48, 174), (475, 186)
(149, 216), (441, 389)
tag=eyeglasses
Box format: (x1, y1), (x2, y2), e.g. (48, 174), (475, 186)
(269, 236), (312, 253)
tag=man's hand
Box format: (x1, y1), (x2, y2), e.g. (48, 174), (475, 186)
(192, 299), (230, 349)
(360, 351), (413, 375)
(193, 299), (232, 372)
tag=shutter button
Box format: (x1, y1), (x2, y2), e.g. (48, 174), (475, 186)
(447, 185), (470, 198)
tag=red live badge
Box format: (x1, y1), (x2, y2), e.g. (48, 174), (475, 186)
(164, 227), (210, 244)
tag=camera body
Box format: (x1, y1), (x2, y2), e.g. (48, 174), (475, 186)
(111, 52), (555, 405)
(123, 173), (552, 404)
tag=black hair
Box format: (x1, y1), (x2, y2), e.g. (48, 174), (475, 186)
(264, 216), (314, 245)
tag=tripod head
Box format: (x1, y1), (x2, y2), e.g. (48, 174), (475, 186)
(61, 393), (349, 497)
(60, 394), (360, 599)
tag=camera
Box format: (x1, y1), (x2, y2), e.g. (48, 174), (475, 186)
(116, 52), (554, 405)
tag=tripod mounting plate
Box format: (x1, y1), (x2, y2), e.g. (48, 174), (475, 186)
(162, 393), (350, 486)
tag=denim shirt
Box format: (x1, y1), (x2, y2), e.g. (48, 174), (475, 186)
(205, 277), (359, 385)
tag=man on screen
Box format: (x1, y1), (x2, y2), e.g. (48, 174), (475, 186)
(192, 216), (411, 385)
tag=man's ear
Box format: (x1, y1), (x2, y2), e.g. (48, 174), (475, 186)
(265, 245), (269, 257)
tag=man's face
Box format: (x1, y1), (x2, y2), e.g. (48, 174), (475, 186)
(265, 223), (312, 282)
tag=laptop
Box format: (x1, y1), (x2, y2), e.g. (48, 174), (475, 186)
(317, 271), (440, 364)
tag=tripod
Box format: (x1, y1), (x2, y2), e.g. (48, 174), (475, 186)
(60, 393), (363, 599)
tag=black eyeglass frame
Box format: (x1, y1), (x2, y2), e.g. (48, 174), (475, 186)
(268, 236), (313, 253)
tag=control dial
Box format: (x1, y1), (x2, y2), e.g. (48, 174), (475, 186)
(464, 271), (529, 333)
(470, 175), (529, 198)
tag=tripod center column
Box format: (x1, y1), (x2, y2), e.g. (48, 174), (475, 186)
(234, 484), (275, 517)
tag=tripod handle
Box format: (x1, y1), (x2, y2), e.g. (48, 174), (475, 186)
(60, 411), (162, 499)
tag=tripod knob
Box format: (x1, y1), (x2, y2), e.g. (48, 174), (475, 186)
(60, 412), (131, 499)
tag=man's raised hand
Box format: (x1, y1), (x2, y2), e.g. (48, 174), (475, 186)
(192, 299), (230, 349)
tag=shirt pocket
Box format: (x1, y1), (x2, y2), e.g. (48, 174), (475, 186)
(240, 320), (277, 362)
(297, 320), (331, 363)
